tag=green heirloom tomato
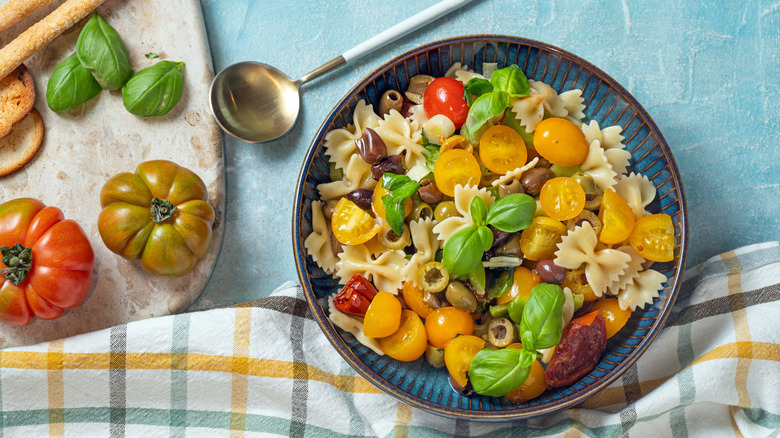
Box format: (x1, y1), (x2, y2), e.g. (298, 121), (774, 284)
(98, 160), (214, 277)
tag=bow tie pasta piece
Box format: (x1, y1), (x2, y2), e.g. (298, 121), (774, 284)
(510, 80), (568, 133)
(581, 120), (631, 175)
(317, 154), (376, 201)
(492, 157), (539, 187)
(303, 201), (339, 274)
(373, 109), (425, 171)
(613, 173), (657, 219)
(328, 296), (384, 355)
(580, 139), (618, 192)
(617, 269), (668, 311)
(324, 100), (382, 171)
(607, 246), (645, 295)
(432, 184), (495, 242)
(336, 244), (408, 294)
(401, 218), (440, 282)
(554, 222), (631, 297)
(444, 62), (487, 85)
(559, 89), (586, 124)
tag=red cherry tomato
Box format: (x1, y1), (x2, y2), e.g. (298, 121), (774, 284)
(423, 77), (468, 128)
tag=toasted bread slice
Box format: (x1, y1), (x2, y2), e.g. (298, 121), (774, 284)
(0, 64), (35, 138)
(0, 108), (44, 177)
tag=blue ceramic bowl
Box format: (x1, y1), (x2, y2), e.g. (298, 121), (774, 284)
(293, 35), (688, 421)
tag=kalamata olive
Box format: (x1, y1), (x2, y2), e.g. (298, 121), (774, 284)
(481, 250), (495, 261)
(535, 259), (567, 285)
(401, 99), (414, 118)
(495, 233), (521, 257)
(323, 199), (338, 220)
(345, 189), (373, 211)
(445, 281), (477, 313)
(379, 90), (403, 116)
(521, 167), (554, 197)
(490, 225), (510, 248)
(572, 300), (595, 320)
(370, 155), (405, 180)
(417, 179), (443, 204)
(449, 374), (475, 397)
(329, 230), (343, 255)
(355, 127), (387, 165)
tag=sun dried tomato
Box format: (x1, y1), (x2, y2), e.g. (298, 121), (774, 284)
(332, 274), (378, 316)
(544, 311), (607, 388)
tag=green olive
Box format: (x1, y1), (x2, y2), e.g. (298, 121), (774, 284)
(433, 201), (458, 222)
(417, 261), (449, 293)
(424, 345), (445, 368)
(377, 224), (411, 250)
(487, 318), (515, 348)
(445, 281), (477, 313)
(409, 201), (433, 222)
(323, 199), (338, 220)
(567, 210), (602, 235)
(572, 173), (597, 195)
(329, 162), (344, 182)
(584, 193), (603, 211)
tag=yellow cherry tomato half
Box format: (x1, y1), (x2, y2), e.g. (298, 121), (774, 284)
(372, 178), (413, 221)
(443, 334), (486, 388)
(539, 177), (586, 221)
(503, 344), (546, 403)
(629, 214), (675, 262)
(440, 135), (473, 154)
(425, 307), (475, 349)
(562, 267), (599, 301)
(598, 189), (635, 245)
(479, 125), (528, 174)
(402, 281), (435, 319)
(377, 309), (427, 362)
(533, 117), (590, 167)
(519, 216), (569, 261)
(433, 149), (481, 197)
(363, 291), (402, 338)
(331, 197), (380, 245)
(497, 266), (540, 305)
(589, 298), (631, 338)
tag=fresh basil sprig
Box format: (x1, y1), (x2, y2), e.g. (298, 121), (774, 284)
(462, 65), (530, 140)
(463, 78), (493, 105)
(421, 144), (441, 172)
(490, 65), (530, 97)
(467, 283), (566, 397)
(442, 194), (535, 276)
(76, 13), (133, 91)
(46, 54), (102, 112)
(122, 61), (185, 117)
(380, 173), (419, 236)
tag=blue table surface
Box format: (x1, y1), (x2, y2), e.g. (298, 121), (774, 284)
(193, 0), (780, 309)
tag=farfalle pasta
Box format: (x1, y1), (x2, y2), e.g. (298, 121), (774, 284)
(613, 173), (656, 218)
(303, 201), (339, 274)
(432, 184), (494, 242)
(510, 80), (568, 132)
(617, 269), (667, 311)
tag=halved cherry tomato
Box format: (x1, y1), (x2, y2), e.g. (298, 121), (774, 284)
(629, 214), (675, 262)
(433, 149), (481, 197)
(520, 216), (568, 261)
(589, 298), (631, 338)
(497, 266), (539, 305)
(503, 343), (546, 403)
(423, 77), (469, 128)
(443, 334), (485, 388)
(372, 179), (412, 221)
(332, 198), (380, 245)
(598, 189), (635, 245)
(479, 125), (528, 174)
(402, 280), (435, 319)
(363, 290), (402, 338)
(333, 273), (378, 315)
(561, 267), (598, 301)
(377, 309), (427, 362)
(539, 177), (586, 221)
(440, 135), (473, 154)
(425, 307), (475, 348)
(532, 117), (589, 166)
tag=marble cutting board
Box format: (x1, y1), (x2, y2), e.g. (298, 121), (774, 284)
(0, 0), (225, 348)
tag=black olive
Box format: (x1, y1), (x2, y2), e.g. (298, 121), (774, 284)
(520, 167), (554, 197)
(449, 374), (475, 397)
(378, 90), (403, 116)
(417, 179), (443, 204)
(371, 155), (405, 180)
(535, 259), (567, 285)
(345, 189), (373, 211)
(355, 128), (387, 165)
(489, 225), (510, 248)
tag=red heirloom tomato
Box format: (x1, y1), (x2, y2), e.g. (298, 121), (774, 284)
(423, 77), (469, 128)
(0, 198), (95, 327)
(98, 160), (215, 277)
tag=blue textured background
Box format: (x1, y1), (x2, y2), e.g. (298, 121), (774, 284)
(193, 0), (780, 309)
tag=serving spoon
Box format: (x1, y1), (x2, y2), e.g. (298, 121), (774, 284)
(209, 0), (473, 144)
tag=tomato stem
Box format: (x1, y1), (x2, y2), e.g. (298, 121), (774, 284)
(150, 197), (177, 223)
(0, 243), (32, 286)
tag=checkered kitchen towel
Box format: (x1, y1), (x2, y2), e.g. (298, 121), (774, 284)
(0, 242), (778, 437)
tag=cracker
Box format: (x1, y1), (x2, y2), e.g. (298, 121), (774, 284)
(0, 107), (44, 177)
(0, 64), (35, 138)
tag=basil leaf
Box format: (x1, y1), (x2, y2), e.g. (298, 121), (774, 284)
(468, 348), (535, 397)
(76, 13), (133, 90)
(382, 194), (405, 237)
(520, 283), (566, 351)
(463, 78), (493, 105)
(490, 65), (530, 97)
(442, 227), (484, 276)
(46, 54), (102, 112)
(421, 145), (441, 172)
(487, 268), (514, 300)
(381, 173), (407, 191)
(486, 193), (535, 232)
(391, 180), (419, 200)
(122, 61), (184, 117)
(476, 226), (493, 252)
(507, 294), (528, 324)
(468, 262), (486, 297)
(463, 91), (509, 137)
(470, 196), (488, 227)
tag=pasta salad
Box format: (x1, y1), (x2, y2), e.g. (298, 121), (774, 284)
(304, 63), (675, 402)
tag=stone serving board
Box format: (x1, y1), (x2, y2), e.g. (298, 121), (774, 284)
(0, 0), (224, 348)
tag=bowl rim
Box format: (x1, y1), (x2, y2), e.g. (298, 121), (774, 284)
(293, 34), (688, 421)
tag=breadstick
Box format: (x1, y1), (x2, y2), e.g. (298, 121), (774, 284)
(0, 0), (59, 33)
(0, 0), (107, 80)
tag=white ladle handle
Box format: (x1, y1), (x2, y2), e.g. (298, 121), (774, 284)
(342, 0), (474, 63)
